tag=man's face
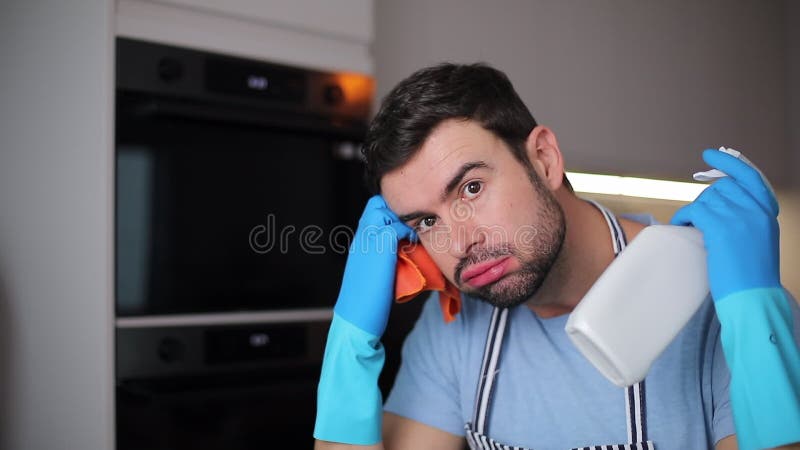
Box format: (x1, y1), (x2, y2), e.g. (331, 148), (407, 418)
(381, 119), (566, 308)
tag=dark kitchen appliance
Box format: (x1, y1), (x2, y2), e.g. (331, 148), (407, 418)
(114, 38), (420, 450)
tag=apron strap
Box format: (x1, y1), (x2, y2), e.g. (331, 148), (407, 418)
(472, 307), (510, 435)
(590, 200), (650, 444)
(625, 381), (649, 444)
(585, 199), (627, 255)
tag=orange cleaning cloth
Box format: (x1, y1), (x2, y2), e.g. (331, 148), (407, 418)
(394, 240), (462, 323)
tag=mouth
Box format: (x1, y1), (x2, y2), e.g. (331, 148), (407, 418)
(461, 257), (512, 288)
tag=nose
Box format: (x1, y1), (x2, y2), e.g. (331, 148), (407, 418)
(445, 201), (484, 259)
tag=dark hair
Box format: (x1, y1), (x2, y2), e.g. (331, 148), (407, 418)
(362, 62), (569, 194)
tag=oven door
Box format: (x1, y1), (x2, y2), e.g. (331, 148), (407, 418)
(114, 289), (426, 450)
(115, 92), (369, 317)
(117, 365), (320, 450)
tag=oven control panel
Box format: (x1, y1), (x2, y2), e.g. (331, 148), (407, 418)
(116, 321), (328, 379)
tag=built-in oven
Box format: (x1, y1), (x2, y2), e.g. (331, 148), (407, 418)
(114, 38), (420, 450)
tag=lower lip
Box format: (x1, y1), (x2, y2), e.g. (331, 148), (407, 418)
(465, 258), (512, 288)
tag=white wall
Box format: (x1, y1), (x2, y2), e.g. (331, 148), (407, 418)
(374, 0), (789, 186)
(782, 0), (800, 297)
(788, 0), (800, 177)
(0, 1), (115, 449)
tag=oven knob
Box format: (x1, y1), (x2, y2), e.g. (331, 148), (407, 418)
(157, 57), (183, 83)
(323, 84), (344, 106)
(157, 337), (185, 363)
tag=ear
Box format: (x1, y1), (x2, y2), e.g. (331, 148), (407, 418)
(524, 125), (565, 191)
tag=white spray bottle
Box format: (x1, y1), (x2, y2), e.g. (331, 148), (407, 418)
(564, 147), (770, 387)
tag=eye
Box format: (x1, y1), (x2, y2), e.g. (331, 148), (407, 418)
(462, 180), (483, 199)
(415, 216), (437, 233)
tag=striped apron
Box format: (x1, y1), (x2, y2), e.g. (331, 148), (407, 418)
(464, 202), (656, 450)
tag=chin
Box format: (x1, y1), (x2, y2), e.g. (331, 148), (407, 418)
(469, 272), (543, 309)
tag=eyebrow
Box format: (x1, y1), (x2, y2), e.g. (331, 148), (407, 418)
(396, 161), (489, 223)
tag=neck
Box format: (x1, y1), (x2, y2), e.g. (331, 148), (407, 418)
(526, 193), (643, 318)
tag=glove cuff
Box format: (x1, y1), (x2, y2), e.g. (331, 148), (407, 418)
(714, 287), (800, 449)
(314, 313), (385, 445)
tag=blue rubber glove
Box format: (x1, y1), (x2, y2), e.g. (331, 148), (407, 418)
(671, 149), (800, 450)
(314, 195), (415, 445)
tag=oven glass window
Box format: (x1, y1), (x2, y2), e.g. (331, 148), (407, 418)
(116, 107), (367, 316)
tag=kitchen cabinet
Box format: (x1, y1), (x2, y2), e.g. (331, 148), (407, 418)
(116, 0), (374, 74)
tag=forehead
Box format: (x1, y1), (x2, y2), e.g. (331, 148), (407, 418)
(380, 119), (506, 213)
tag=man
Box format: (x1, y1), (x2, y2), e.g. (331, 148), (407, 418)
(313, 63), (800, 450)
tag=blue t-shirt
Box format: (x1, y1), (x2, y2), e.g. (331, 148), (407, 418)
(385, 291), (739, 450)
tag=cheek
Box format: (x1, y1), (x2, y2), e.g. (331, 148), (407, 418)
(475, 188), (541, 247)
(420, 240), (457, 277)
(474, 193), (516, 234)
(493, 177), (543, 220)
(494, 179), (534, 213)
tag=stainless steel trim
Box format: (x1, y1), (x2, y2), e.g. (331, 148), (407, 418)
(115, 308), (334, 328)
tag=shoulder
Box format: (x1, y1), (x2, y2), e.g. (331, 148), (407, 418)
(617, 212), (657, 243)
